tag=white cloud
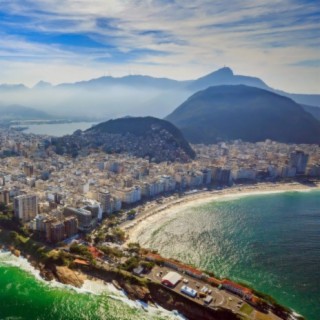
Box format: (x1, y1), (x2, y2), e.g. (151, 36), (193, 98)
(0, 0), (319, 92)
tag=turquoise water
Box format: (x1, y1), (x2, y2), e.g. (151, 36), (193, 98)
(0, 254), (176, 320)
(137, 190), (320, 320)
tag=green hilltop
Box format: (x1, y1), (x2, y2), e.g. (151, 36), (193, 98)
(166, 85), (320, 144)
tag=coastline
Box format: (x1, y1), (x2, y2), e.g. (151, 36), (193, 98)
(123, 181), (320, 244)
(0, 249), (183, 320)
(1, 182), (316, 320)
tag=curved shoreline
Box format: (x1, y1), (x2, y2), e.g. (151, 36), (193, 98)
(123, 182), (320, 244)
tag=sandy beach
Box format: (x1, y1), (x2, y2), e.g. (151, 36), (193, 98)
(122, 181), (320, 244)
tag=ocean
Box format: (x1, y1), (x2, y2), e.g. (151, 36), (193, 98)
(136, 190), (320, 320)
(0, 252), (180, 320)
(20, 122), (96, 137)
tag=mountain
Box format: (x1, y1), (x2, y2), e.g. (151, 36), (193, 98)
(0, 104), (52, 121)
(0, 84), (27, 92)
(51, 117), (195, 162)
(58, 75), (188, 90)
(189, 68), (320, 108)
(0, 67), (319, 120)
(188, 67), (269, 92)
(301, 104), (320, 121)
(166, 85), (320, 145)
(33, 81), (52, 89)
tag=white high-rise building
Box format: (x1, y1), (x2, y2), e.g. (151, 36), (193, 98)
(290, 151), (309, 174)
(14, 194), (38, 222)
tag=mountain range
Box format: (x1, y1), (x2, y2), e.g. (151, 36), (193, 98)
(0, 67), (319, 120)
(0, 104), (52, 121)
(166, 85), (320, 145)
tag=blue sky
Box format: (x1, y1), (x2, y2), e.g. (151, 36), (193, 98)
(0, 0), (319, 93)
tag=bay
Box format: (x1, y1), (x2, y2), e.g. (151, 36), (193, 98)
(137, 190), (320, 320)
(21, 122), (96, 137)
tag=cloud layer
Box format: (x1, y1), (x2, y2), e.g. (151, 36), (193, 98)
(0, 0), (319, 93)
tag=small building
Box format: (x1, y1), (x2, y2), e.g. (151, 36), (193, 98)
(181, 285), (197, 298)
(161, 271), (182, 287)
(221, 279), (252, 299)
(204, 295), (213, 304)
(133, 265), (144, 276)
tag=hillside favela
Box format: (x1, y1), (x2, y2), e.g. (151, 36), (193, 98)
(0, 1), (320, 320)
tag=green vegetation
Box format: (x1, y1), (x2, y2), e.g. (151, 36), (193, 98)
(127, 242), (140, 254)
(140, 260), (155, 271)
(240, 304), (254, 315)
(0, 202), (9, 213)
(97, 245), (123, 258)
(69, 243), (93, 261)
(126, 210), (136, 220)
(87, 116), (196, 159)
(1, 229), (50, 261)
(45, 250), (72, 266)
(166, 85), (320, 144)
(120, 257), (140, 271)
(107, 227), (126, 243)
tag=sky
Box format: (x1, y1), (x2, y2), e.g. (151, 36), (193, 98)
(0, 0), (319, 93)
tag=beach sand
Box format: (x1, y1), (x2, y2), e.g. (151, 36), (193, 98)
(122, 181), (320, 244)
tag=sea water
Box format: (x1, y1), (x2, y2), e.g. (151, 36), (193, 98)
(137, 190), (320, 320)
(0, 251), (180, 320)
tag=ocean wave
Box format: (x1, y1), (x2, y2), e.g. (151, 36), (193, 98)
(0, 249), (181, 319)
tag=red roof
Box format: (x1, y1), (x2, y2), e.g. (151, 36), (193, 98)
(74, 258), (89, 265)
(221, 279), (252, 293)
(88, 246), (103, 258)
(145, 253), (202, 275)
(208, 277), (221, 285)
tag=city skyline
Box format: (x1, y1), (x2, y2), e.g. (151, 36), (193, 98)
(0, 0), (319, 93)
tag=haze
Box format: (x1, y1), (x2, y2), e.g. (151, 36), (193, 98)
(0, 0), (319, 119)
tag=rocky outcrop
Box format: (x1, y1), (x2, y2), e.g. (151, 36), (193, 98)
(54, 266), (84, 288)
(122, 282), (151, 301)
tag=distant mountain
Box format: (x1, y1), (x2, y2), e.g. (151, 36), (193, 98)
(278, 92), (320, 107)
(301, 104), (320, 121)
(166, 85), (320, 145)
(33, 81), (52, 89)
(58, 75), (188, 90)
(189, 68), (320, 107)
(0, 105), (52, 121)
(0, 67), (319, 119)
(0, 84), (27, 92)
(188, 67), (269, 92)
(51, 117), (195, 162)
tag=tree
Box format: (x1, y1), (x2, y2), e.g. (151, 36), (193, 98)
(127, 242), (140, 254)
(0, 202), (8, 213)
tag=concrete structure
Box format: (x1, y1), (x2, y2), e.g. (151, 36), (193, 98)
(14, 194), (38, 222)
(290, 151), (309, 174)
(115, 186), (141, 205)
(50, 221), (65, 243)
(64, 216), (78, 238)
(63, 207), (94, 232)
(0, 188), (10, 205)
(161, 271), (182, 287)
(98, 190), (112, 215)
(23, 164), (34, 177)
(75, 208), (93, 232)
(221, 280), (252, 299)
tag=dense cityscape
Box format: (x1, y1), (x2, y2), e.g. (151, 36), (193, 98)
(1, 125), (319, 320)
(1, 128), (319, 245)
